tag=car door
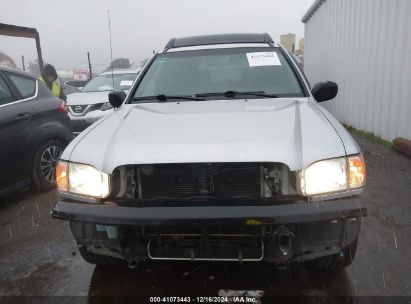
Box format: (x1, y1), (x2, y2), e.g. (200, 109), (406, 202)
(0, 72), (35, 190)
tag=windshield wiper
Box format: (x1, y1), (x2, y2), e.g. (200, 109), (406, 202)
(132, 94), (205, 102)
(196, 90), (278, 99)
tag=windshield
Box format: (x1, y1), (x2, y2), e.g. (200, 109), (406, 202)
(133, 47), (304, 101)
(82, 73), (138, 92)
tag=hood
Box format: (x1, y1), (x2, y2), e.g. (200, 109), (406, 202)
(65, 98), (347, 173)
(66, 91), (111, 106)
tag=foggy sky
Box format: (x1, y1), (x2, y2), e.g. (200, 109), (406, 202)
(0, 0), (313, 72)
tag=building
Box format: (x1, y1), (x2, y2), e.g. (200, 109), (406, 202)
(298, 38), (304, 55)
(295, 38), (305, 58)
(56, 69), (74, 79)
(302, 0), (411, 141)
(280, 33), (296, 53)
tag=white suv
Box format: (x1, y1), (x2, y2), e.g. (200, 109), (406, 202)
(53, 33), (366, 270)
(67, 69), (139, 135)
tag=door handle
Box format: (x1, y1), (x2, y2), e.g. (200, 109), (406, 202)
(15, 113), (32, 121)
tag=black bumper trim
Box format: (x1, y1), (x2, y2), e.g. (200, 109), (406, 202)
(52, 198), (366, 226)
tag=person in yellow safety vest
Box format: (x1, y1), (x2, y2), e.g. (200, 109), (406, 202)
(38, 64), (67, 101)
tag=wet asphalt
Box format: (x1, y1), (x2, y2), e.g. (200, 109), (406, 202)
(0, 133), (411, 302)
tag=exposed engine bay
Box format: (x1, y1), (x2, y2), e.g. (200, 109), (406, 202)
(109, 163), (298, 202)
(66, 162), (360, 265)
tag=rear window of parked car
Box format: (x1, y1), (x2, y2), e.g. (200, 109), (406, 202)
(8, 74), (36, 99)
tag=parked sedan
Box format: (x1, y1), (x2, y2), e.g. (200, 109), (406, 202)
(67, 69), (139, 135)
(0, 67), (72, 195)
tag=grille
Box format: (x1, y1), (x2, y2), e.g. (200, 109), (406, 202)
(139, 163), (261, 200)
(213, 167), (260, 198)
(141, 165), (200, 199)
(70, 105), (88, 114)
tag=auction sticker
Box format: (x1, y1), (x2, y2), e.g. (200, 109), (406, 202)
(246, 52), (281, 67)
(120, 80), (133, 86)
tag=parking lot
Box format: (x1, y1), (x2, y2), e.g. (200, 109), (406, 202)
(0, 132), (410, 301)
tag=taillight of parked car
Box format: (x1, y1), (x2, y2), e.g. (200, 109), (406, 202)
(58, 100), (68, 113)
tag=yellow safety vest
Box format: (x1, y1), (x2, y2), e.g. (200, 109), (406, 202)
(38, 76), (61, 97)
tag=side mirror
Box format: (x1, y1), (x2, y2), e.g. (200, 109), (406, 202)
(311, 81), (338, 102)
(109, 91), (126, 108)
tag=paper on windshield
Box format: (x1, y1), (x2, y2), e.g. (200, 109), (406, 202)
(120, 80), (133, 86)
(97, 85), (113, 90)
(246, 52), (281, 67)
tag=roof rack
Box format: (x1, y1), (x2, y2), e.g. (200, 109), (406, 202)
(165, 33), (274, 49)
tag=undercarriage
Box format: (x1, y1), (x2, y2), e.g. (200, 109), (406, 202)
(69, 216), (361, 268)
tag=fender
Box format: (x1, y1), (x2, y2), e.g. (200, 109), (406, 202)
(21, 119), (73, 172)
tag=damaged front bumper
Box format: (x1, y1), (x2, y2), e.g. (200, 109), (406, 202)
(52, 196), (366, 264)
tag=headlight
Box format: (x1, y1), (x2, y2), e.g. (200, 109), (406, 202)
(100, 102), (114, 111)
(299, 154), (366, 197)
(56, 161), (110, 198)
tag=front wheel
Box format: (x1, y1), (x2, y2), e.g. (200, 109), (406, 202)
(32, 139), (65, 190)
(306, 238), (358, 270)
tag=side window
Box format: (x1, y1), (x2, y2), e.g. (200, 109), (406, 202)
(7, 74), (36, 99)
(0, 76), (13, 106)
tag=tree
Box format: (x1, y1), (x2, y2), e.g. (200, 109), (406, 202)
(105, 58), (131, 71)
(27, 59), (46, 77)
(139, 58), (150, 67)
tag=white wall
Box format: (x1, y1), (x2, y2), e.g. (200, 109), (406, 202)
(304, 0), (411, 141)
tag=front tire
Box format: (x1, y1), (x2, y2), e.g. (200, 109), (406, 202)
(306, 238), (358, 270)
(32, 139), (65, 190)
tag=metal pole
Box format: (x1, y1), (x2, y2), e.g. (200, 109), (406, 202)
(0, 24), (43, 72)
(35, 34), (44, 72)
(21, 55), (25, 71)
(87, 51), (92, 80)
(107, 10), (114, 90)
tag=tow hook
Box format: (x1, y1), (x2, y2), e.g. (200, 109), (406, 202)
(128, 259), (139, 269)
(272, 226), (294, 267)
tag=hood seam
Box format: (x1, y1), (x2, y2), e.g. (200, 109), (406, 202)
(310, 101), (348, 155)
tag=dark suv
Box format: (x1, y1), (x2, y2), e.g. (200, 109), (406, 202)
(0, 67), (73, 195)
